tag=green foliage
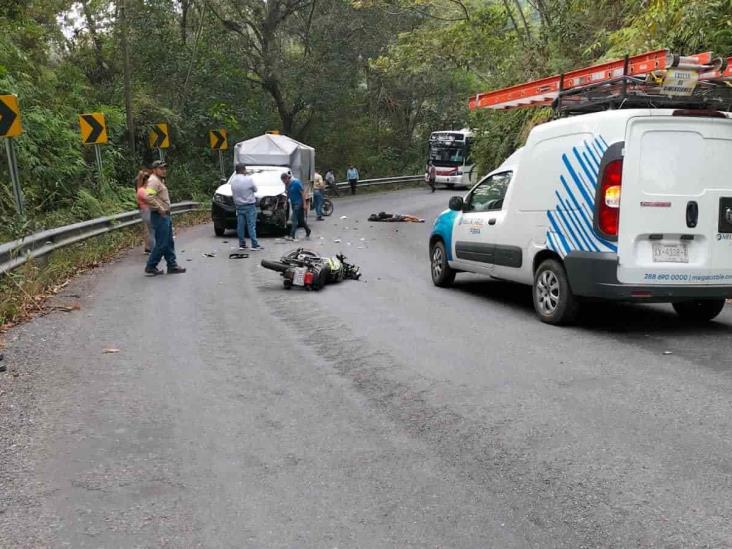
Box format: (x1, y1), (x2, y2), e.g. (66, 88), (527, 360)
(607, 0), (732, 57)
(1, 0), (731, 243)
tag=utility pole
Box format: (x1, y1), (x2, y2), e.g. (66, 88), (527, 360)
(120, 0), (135, 158)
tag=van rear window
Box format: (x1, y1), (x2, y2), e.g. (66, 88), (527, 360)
(639, 131), (703, 194)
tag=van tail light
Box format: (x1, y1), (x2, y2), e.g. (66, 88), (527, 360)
(598, 159), (623, 236)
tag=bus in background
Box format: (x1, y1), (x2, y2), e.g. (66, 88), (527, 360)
(428, 129), (477, 189)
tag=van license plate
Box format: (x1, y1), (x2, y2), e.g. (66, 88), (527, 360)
(652, 243), (688, 263)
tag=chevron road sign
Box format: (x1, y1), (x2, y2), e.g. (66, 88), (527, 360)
(209, 129), (228, 150)
(79, 112), (108, 145)
(148, 123), (170, 149)
(0, 95), (22, 137)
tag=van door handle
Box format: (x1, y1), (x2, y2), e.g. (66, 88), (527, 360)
(488, 218), (496, 225)
(686, 201), (698, 228)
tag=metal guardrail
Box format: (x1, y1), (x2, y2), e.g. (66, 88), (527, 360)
(0, 174), (422, 276)
(334, 174), (423, 190)
(0, 201), (201, 276)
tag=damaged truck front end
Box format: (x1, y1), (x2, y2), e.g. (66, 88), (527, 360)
(211, 167), (290, 236)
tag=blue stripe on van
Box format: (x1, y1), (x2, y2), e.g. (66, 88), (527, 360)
(584, 140), (600, 169)
(548, 212), (572, 254)
(548, 135), (617, 257)
(556, 193), (593, 251)
(555, 203), (583, 250)
(574, 147), (597, 187)
(562, 154), (595, 210)
(558, 194), (599, 252)
(561, 176), (601, 248)
(582, 150), (599, 182)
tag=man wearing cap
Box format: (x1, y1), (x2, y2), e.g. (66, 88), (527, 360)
(230, 163), (262, 250)
(143, 160), (186, 275)
(282, 172), (311, 241)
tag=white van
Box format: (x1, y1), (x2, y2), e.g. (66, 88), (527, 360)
(429, 109), (732, 324)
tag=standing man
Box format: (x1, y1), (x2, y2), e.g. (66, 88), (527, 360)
(313, 170), (325, 220)
(282, 172), (311, 241)
(427, 160), (437, 193)
(325, 168), (339, 197)
(230, 163), (263, 251)
(143, 160), (186, 275)
(346, 164), (359, 196)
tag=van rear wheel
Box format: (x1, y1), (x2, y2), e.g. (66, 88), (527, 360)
(672, 299), (725, 322)
(533, 259), (580, 325)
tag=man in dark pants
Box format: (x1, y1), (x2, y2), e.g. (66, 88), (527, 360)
(282, 172), (311, 241)
(346, 164), (359, 195)
(427, 160), (436, 192)
(143, 160), (186, 275)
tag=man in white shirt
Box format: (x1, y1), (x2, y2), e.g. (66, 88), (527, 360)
(230, 163), (263, 250)
(313, 171), (326, 220)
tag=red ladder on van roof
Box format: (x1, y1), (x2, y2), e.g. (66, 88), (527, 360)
(468, 49), (732, 111)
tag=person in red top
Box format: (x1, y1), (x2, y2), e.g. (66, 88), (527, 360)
(135, 169), (155, 253)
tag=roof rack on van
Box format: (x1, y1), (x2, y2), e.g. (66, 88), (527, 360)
(468, 49), (732, 116)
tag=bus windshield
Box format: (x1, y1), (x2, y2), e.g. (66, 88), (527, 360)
(429, 142), (469, 166)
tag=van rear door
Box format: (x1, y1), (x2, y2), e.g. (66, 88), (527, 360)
(618, 114), (732, 285)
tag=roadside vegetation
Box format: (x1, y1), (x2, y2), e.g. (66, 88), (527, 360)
(0, 210), (208, 327)
(0, 0), (730, 239)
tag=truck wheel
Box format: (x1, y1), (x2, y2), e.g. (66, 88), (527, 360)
(430, 241), (456, 287)
(672, 299), (725, 322)
(533, 259), (580, 325)
(214, 224), (225, 237)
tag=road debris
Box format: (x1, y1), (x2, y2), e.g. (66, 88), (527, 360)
(663, 351), (673, 355)
(103, 348), (121, 354)
(202, 252), (216, 258)
(228, 252), (249, 259)
(49, 304), (80, 313)
(340, 215), (348, 219)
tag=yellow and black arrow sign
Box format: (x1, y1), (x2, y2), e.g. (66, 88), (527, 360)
(79, 112), (108, 145)
(209, 129), (228, 150)
(0, 95), (23, 138)
(148, 123), (170, 149)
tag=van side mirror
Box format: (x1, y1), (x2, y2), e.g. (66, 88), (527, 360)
(449, 196), (464, 211)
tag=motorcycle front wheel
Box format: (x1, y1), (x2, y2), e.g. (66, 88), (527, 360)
(322, 199), (334, 217)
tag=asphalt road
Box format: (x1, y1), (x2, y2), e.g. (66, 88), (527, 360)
(2, 187), (732, 547)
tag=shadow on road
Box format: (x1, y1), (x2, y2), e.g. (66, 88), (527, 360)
(450, 277), (732, 336)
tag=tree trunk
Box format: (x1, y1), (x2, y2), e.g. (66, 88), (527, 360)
(501, 0), (523, 41)
(512, 0), (533, 41)
(80, 0), (107, 81)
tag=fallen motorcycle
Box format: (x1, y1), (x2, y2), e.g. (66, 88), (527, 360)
(261, 248), (361, 290)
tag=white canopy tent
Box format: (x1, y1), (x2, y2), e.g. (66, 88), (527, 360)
(233, 134), (315, 183)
